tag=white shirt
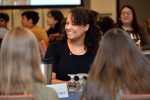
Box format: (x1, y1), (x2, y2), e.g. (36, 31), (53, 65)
(0, 27), (8, 38)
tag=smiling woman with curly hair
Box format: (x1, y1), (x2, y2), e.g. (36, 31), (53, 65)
(44, 7), (102, 84)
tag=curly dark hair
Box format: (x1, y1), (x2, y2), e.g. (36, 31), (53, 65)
(62, 7), (102, 53)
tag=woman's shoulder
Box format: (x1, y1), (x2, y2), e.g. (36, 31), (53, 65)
(50, 40), (67, 48)
(35, 83), (59, 100)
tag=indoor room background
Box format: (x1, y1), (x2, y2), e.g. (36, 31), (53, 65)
(0, 0), (149, 32)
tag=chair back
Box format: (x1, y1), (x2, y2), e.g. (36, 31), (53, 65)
(0, 94), (34, 100)
(40, 40), (48, 52)
(121, 94), (150, 100)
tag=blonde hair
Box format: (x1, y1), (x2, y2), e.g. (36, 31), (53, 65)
(0, 26), (44, 95)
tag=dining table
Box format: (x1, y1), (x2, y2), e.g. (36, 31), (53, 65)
(60, 91), (82, 100)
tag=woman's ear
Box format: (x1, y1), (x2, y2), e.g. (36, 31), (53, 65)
(85, 24), (89, 31)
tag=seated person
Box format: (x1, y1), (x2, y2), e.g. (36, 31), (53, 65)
(116, 5), (150, 50)
(44, 7), (102, 84)
(82, 28), (150, 100)
(0, 26), (58, 100)
(46, 9), (64, 42)
(21, 11), (48, 44)
(0, 12), (9, 38)
(98, 16), (115, 34)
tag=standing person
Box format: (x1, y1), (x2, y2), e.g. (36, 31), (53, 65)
(116, 5), (150, 50)
(82, 28), (150, 100)
(0, 27), (58, 100)
(44, 7), (102, 84)
(21, 11), (48, 44)
(0, 12), (9, 38)
(46, 9), (64, 42)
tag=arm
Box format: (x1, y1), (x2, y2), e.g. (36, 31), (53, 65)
(45, 41), (70, 84)
(49, 33), (61, 41)
(44, 42), (63, 84)
(51, 72), (69, 84)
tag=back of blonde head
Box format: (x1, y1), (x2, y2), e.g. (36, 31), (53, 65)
(0, 26), (44, 95)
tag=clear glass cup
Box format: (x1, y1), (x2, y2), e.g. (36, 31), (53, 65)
(76, 73), (88, 93)
(68, 74), (76, 91)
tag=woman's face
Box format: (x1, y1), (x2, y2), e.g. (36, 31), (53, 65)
(120, 7), (133, 26)
(47, 13), (57, 27)
(65, 13), (89, 41)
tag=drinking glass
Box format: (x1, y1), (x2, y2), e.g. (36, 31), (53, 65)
(68, 74), (76, 91)
(76, 73), (87, 92)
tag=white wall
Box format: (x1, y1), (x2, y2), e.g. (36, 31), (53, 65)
(90, 0), (117, 22)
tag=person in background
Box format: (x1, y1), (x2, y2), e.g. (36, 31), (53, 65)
(147, 18), (150, 36)
(0, 26), (58, 100)
(44, 7), (102, 84)
(88, 10), (102, 29)
(21, 11), (48, 44)
(116, 5), (150, 50)
(46, 9), (64, 42)
(0, 12), (9, 38)
(98, 16), (115, 34)
(89, 10), (101, 22)
(82, 28), (150, 100)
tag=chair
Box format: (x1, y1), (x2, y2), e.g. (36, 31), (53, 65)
(121, 94), (150, 100)
(40, 40), (48, 52)
(0, 94), (34, 100)
(39, 40), (48, 58)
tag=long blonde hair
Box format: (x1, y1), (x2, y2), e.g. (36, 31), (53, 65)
(0, 26), (44, 94)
